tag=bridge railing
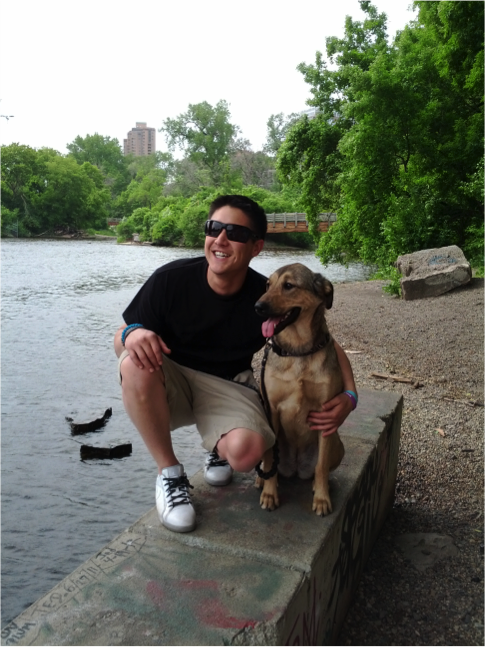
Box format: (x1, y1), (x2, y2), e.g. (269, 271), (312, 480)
(266, 212), (336, 232)
(266, 212), (336, 226)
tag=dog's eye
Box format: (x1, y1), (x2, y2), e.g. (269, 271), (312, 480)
(283, 282), (294, 290)
(265, 281), (270, 291)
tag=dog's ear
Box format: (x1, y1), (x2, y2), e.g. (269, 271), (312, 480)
(313, 273), (334, 309)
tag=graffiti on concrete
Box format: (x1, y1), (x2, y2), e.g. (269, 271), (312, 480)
(284, 412), (400, 646)
(286, 577), (322, 645)
(325, 419), (398, 634)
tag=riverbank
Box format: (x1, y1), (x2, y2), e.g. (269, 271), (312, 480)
(256, 278), (484, 646)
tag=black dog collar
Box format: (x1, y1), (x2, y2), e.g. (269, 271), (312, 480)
(268, 334), (330, 357)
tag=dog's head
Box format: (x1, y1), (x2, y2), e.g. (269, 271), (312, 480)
(255, 263), (334, 339)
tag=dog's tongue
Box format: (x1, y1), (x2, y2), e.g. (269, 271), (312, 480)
(262, 317), (283, 338)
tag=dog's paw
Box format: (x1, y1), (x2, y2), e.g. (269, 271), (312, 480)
(260, 490), (279, 511)
(312, 494), (332, 516)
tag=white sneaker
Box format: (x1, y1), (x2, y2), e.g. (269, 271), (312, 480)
(155, 464), (196, 533)
(204, 450), (233, 486)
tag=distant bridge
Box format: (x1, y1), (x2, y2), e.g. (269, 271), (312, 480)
(107, 212), (337, 233)
(266, 212), (336, 233)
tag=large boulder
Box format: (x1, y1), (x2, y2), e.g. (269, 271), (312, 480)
(396, 245), (471, 300)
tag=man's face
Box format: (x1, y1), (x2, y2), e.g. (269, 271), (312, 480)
(204, 205), (264, 284)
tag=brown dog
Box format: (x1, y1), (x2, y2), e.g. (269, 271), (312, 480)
(254, 263), (345, 515)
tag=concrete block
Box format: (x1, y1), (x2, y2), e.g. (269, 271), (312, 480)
(396, 245), (471, 300)
(2, 389), (402, 646)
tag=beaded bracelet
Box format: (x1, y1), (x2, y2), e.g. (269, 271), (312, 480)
(344, 390), (358, 410)
(121, 324), (144, 346)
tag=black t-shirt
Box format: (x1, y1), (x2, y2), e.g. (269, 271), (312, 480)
(123, 257), (267, 379)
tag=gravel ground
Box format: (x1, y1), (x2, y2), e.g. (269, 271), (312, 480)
(255, 277), (484, 646)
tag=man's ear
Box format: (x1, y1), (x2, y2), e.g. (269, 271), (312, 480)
(313, 273), (334, 309)
(251, 239), (265, 258)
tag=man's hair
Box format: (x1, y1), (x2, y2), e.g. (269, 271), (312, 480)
(208, 195), (267, 240)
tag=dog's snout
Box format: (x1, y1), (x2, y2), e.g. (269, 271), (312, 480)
(255, 300), (269, 317)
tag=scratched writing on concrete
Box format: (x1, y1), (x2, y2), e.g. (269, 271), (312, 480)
(1, 621), (37, 646)
(1, 535), (146, 645)
(93, 536), (145, 571)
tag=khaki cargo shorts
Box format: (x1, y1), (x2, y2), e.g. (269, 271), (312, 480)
(118, 351), (274, 452)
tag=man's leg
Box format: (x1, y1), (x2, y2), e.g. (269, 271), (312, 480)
(119, 354), (196, 533)
(120, 355), (177, 471)
(215, 428), (266, 472)
(189, 367), (274, 485)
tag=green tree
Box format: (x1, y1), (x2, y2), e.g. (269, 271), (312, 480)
(278, 0), (484, 270)
(113, 152), (174, 218)
(1, 143), (47, 233)
(461, 158), (485, 273)
(263, 112), (302, 156)
(230, 144), (276, 189)
(1, 206), (20, 237)
(67, 133), (131, 196)
(278, 1), (389, 237)
(39, 156), (110, 231)
(161, 100), (240, 184)
(126, 151), (174, 180)
(1, 144), (111, 235)
(120, 171), (167, 211)
(163, 158), (212, 197)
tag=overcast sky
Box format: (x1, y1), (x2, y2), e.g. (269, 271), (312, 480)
(0, 0), (416, 155)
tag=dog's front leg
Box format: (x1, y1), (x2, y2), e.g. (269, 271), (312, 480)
(259, 446), (279, 510)
(312, 432), (344, 516)
(257, 408), (279, 510)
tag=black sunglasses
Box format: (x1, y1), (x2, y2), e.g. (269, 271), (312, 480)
(204, 220), (259, 243)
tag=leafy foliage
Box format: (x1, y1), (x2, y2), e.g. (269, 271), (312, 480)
(161, 100), (240, 185)
(1, 143), (110, 235)
(276, 0), (484, 272)
(264, 113), (302, 156)
(115, 184), (302, 247)
(66, 133), (131, 197)
(371, 265), (402, 297)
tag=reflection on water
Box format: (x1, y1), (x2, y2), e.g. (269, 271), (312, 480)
(1, 239), (371, 626)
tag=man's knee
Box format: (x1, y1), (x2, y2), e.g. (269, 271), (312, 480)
(219, 428), (266, 472)
(120, 355), (166, 400)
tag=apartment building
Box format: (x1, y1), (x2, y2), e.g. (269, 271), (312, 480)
(123, 122), (156, 156)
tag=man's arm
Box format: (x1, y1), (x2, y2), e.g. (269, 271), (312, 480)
(114, 324), (171, 372)
(306, 340), (357, 437)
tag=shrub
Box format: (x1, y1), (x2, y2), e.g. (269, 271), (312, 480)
(371, 265), (402, 297)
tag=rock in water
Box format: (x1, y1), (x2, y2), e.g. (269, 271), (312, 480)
(67, 408), (112, 434)
(80, 443), (132, 460)
(396, 245), (471, 300)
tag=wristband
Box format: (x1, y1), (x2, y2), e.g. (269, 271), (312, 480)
(122, 324), (144, 346)
(344, 390), (358, 410)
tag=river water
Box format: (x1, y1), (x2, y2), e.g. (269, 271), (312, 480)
(1, 239), (371, 626)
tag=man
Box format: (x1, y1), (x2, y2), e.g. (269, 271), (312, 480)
(114, 195), (356, 533)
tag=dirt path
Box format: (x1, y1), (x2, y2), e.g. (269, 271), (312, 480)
(329, 279), (484, 646)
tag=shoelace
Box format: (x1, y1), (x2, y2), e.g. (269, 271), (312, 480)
(206, 451), (230, 468)
(163, 475), (193, 508)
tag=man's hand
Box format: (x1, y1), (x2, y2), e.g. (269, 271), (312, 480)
(124, 327), (171, 372)
(307, 392), (354, 437)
